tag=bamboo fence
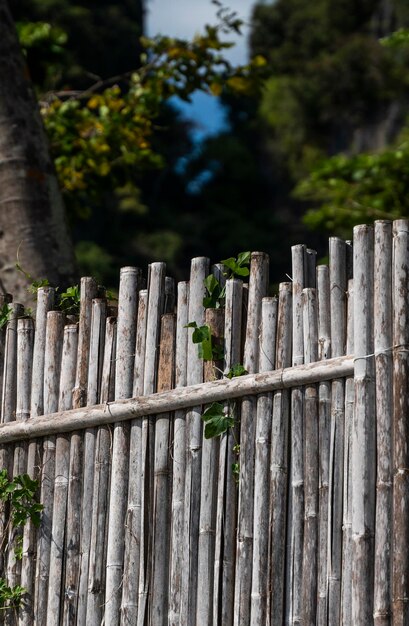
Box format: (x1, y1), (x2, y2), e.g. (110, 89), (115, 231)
(0, 220), (407, 625)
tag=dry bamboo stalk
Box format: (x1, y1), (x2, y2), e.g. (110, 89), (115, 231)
(0, 294), (12, 398)
(351, 224), (375, 623)
(340, 278), (354, 625)
(306, 248), (317, 288)
(316, 265), (331, 626)
(78, 298), (107, 624)
(6, 318), (34, 612)
(164, 276), (176, 313)
(196, 308), (224, 625)
(328, 237), (347, 624)
(34, 310), (65, 626)
(120, 291), (147, 626)
(132, 290), (148, 398)
(301, 288), (319, 626)
(234, 251), (269, 626)
(72, 277), (98, 409)
(373, 221), (393, 626)
(47, 324), (78, 626)
(87, 299), (107, 407)
(105, 267), (141, 625)
(2, 303), (24, 423)
(19, 289), (55, 625)
(63, 276), (98, 623)
(87, 317), (116, 625)
(269, 282), (292, 625)
(251, 296), (277, 624)
(0, 355), (354, 444)
(151, 313), (176, 624)
(12, 318), (34, 478)
(30, 287), (55, 417)
(180, 256), (209, 626)
(169, 282), (189, 626)
(392, 219), (409, 625)
(287, 244), (305, 626)
(137, 263), (165, 626)
(214, 278), (242, 626)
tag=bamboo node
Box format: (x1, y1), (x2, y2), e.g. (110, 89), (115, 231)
(395, 468), (409, 476)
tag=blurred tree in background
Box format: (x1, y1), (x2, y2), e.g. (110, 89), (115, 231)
(9, 0), (409, 291)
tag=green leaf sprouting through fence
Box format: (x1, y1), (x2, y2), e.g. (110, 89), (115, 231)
(221, 251), (250, 277)
(201, 401), (234, 439)
(185, 321), (215, 361)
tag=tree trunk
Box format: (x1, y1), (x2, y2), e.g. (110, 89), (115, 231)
(0, 0), (77, 305)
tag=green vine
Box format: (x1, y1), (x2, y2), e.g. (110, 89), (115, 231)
(0, 471), (43, 612)
(185, 252), (252, 479)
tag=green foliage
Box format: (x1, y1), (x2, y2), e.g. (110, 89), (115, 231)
(226, 364), (248, 379)
(57, 285), (80, 315)
(221, 251), (250, 277)
(0, 471), (42, 612)
(40, 20), (263, 216)
(15, 261), (50, 296)
(0, 471), (43, 529)
(0, 580), (26, 611)
(201, 402), (234, 439)
(0, 304), (12, 331)
(202, 252), (250, 310)
(185, 322), (223, 361)
(295, 128), (409, 234)
(203, 274), (224, 309)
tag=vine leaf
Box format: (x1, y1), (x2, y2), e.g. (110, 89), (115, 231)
(185, 322), (214, 361)
(203, 274), (224, 309)
(221, 251), (250, 277)
(226, 363), (248, 379)
(201, 402), (234, 438)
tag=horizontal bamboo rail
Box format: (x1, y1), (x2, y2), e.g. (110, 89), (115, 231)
(0, 355), (353, 443)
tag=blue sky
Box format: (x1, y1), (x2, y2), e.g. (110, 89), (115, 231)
(146, 0), (255, 140)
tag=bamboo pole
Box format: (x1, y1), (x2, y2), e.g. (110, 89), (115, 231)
(373, 221), (393, 626)
(328, 237), (347, 624)
(0, 294), (12, 404)
(12, 318), (34, 478)
(34, 310), (65, 625)
(234, 251), (269, 626)
(180, 256), (209, 626)
(214, 278), (242, 626)
(251, 296), (277, 624)
(392, 219), (409, 625)
(6, 318), (34, 615)
(301, 288), (319, 626)
(87, 317), (117, 625)
(164, 276), (176, 313)
(63, 276), (98, 623)
(151, 313), (176, 624)
(2, 303), (24, 423)
(78, 298), (107, 624)
(19, 289), (54, 625)
(47, 324), (78, 625)
(169, 282), (189, 625)
(287, 244), (306, 626)
(316, 265), (331, 626)
(196, 307), (224, 625)
(105, 267), (141, 625)
(351, 224), (375, 623)
(120, 290), (147, 626)
(341, 279), (354, 625)
(269, 282), (292, 625)
(0, 355), (354, 444)
(30, 287), (55, 417)
(137, 263), (165, 626)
